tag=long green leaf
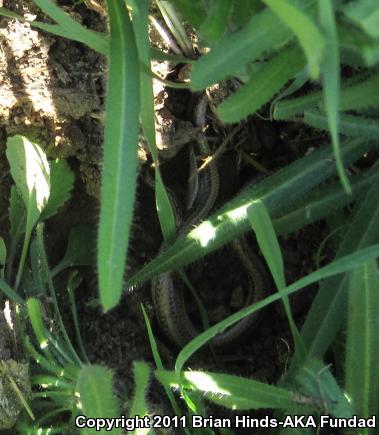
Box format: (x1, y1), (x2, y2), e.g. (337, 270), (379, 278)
(274, 167), (379, 236)
(141, 305), (184, 422)
(318, 0), (350, 193)
(98, 0), (140, 310)
(125, 139), (375, 289)
(0, 237), (6, 280)
(345, 261), (379, 421)
(300, 179), (379, 360)
(304, 110), (379, 140)
(131, 0), (176, 243)
(263, 0), (324, 79)
(217, 46), (305, 123)
(190, 0), (317, 91)
(155, 370), (304, 411)
(175, 244), (379, 373)
(0, 6), (108, 55)
(273, 73), (379, 119)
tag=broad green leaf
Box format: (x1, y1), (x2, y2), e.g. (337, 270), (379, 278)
(190, 0), (317, 91)
(263, 0), (324, 79)
(304, 110), (379, 140)
(273, 73), (379, 119)
(125, 139), (375, 289)
(0, 238), (6, 279)
(345, 261), (379, 421)
(98, 0), (140, 310)
(318, 0), (350, 193)
(51, 224), (96, 277)
(155, 370), (304, 411)
(129, 361), (150, 434)
(300, 179), (379, 360)
(295, 358), (352, 417)
(175, 244), (379, 373)
(345, 0), (379, 39)
(6, 135), (50, 290)
(6, 135), (50, 229)
(41, 159), (75, 220)
(217, 46), (305, 123)
(75, 365), (121, 434)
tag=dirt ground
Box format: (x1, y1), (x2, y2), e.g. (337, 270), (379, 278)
(0, 0), (331, 430)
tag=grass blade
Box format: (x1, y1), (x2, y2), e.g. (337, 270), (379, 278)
(300, 179), (379, 360)
(263, 0), (324, 79)
(217, 46), (305, 123)
(131, 0), (176, 242)
(318, 0), (350, 193)
(248, 200), (305, 360)
(32, 0), (108, 54)
(0, 238), (6, 280)
(345, 261), (379, 422)
(141, 305), (184, 421)
(98, 0), (140, 310)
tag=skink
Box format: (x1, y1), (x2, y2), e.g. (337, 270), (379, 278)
(151, 96), (269, 348)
